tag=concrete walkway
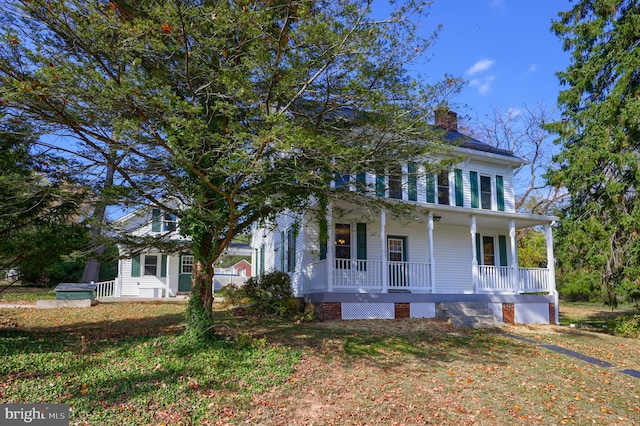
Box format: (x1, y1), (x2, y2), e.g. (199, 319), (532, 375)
(501, 332), (640, 379)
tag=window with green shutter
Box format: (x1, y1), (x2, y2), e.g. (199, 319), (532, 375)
(281, 231), (286, 270)
(470, 171), (479, 208)
(260, 244), (265, 275)
(475, 234), (481, 265)
(131, 255), (141, 277)
(426, 174), (435, 203)
(496, 175), (505, 211)
(151, 209), (161, 232)
(319, 220), (327, 261)
(454, 168), (464, 206)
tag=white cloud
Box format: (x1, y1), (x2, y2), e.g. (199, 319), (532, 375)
(527, 64), (538, 73)
(467, 59), (495, 76)
(470, 76), (495, 95)
(489, 0), (504, 8)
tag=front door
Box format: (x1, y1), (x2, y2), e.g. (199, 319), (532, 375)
(388, 236), (407, 288)
(178, 255), (193, 292)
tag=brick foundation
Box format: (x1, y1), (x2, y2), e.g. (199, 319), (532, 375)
(502, 303), (515, 324)
(549, 303), (556, 324)
(317, 302), (342, 321)
(394, 303), (410, 319)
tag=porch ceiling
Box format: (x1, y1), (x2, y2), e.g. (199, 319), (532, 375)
(425, 205), (557, 230)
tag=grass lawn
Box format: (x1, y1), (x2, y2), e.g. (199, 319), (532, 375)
(0, 285), (55, 303)
(0, 301), (639, 425)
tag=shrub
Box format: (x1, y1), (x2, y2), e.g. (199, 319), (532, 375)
(222, 271), (299, 319)
(611, 314), (640, 339)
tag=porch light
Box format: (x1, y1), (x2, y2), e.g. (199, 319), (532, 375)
(433, 215), (442, 222)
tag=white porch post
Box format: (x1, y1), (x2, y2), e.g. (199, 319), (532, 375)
(428, 212), (436, 293)
(165, 254), (171, 298)
(381, 210), (388, 293)
(470, 215), (478, 293)
(326, 203), (333, 292)
(509, 220), (519, 294)
(115, 254), (123, 297)
(545, 222), (559, 324)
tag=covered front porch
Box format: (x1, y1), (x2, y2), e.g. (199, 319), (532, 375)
(304, 203), (558, 297)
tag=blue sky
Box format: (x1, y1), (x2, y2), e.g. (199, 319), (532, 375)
(411, 0), (573, 121)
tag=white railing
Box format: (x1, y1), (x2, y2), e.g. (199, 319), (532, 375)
(478, 265), (513, 292)
(388, 261), (431, 292)
(478, 266), (551, 293)
(333, 259), (383, 291)
(518, 267), (551, 292)
(94, 280), (116, 298)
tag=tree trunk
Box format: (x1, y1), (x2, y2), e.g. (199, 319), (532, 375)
(80, 152), (117, 283)
(192, 257), (214, 313)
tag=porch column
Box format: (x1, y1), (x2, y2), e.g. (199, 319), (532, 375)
(428, 212), (436, 293)
(165, 254), (171, 298)
(115, 255), (123, 297)
(545, 222), (559, 324)
(509, 220), (519, 294)
(326, 203), (333, 292)
(381, 209), (388, 293)
(470, 215), (478, 293)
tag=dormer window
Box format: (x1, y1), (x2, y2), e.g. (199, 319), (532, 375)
(152, 208), (177, 232)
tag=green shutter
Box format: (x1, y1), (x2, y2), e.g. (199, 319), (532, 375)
(426, 174), (435, 203)
(496, 175), (505, 211)
(455, 169), (464, 206)
(160, 254), (167, 277)
(151, 208), (161, 232)
(470, 171), (479, 208)
(498, 235), (508, 266)
(376, 173), (385, 197)
(280, 231), (286, 270)
(356, 172), (366, 193)
(356, 223), (367, 260)
(407, 162), (417, 201)
(475, 234), (481, 265)
(319, 220), (327, 261)
(291, 227), (297, 272)
(131, 255), (141, 277)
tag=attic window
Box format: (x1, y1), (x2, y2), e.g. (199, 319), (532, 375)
(163, 213), (177, 231)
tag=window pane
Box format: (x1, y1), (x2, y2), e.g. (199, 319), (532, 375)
(482, 236), (495, 266)
(480, 175), (492, 209)
(437, 171), (449, 205)
(144, 255), (158, 276)
(389, 165), (402, 199)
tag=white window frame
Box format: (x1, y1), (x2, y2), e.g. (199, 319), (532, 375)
(479, 174), (494, 210)
(144, 255), (158, 276)
(436, 170), (451, 206)
(181, 255), (194, 274)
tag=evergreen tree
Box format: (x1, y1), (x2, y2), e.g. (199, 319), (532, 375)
(548, 0), (640, 306)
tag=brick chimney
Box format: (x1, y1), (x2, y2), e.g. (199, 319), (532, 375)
(435, 108), (458, 132)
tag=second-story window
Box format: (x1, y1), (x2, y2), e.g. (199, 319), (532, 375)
(437, 170), (450, 205)
(163, 213), (177, 231)
(388, 164), (403, 199)
(480, 175), (492, 209)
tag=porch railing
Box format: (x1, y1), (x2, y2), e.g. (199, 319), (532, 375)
(388, 261), (431, 292)
(334, 259), (383, 291)
(94, 280), (116, 298)
(478, 266), (551, 293)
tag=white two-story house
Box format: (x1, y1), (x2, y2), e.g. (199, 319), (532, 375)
(251, 110), (559, 324)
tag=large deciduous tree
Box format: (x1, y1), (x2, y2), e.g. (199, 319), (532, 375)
(548, 1), (640, 306)
(0, 0), (461, 335)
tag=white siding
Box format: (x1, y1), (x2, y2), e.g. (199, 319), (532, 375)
(119, 251), (176, 297)
(433, 224), (473, 293)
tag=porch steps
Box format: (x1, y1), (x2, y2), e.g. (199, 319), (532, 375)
(436, 302), (503, 329)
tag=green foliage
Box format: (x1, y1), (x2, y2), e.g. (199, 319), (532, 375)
(0, 0), (462, 329)
(223, 271), (299, 319)
(610, 314), (640, 339)
(557, 270), (600, 302)
(548, 1), (640, 306)
(517, 229), (547, 268)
